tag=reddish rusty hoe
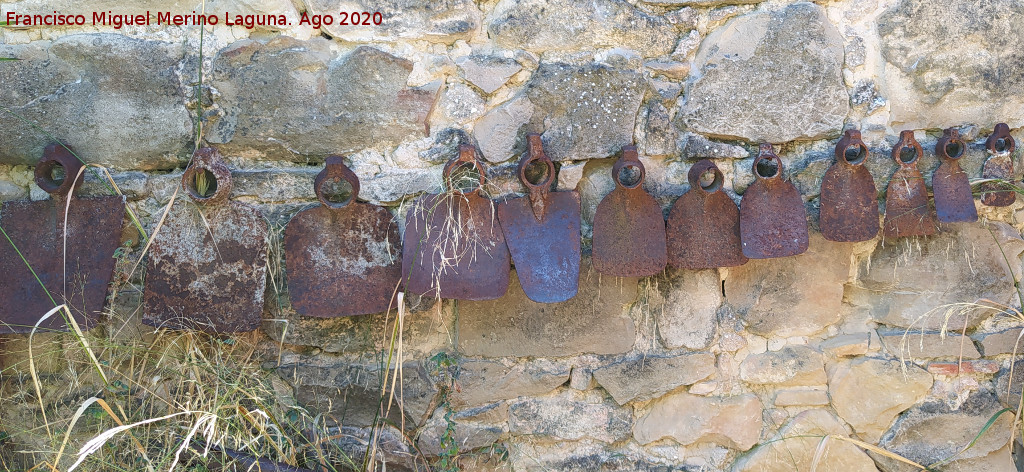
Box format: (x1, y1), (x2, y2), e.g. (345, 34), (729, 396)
(820, 129), (879, 242)
(143, 147), (270, 332)
(883, 131), (936, 238)
(402, 144), (510, 300)
(980, 122), (1017, 207)
(592, 145), (667, 277)
(0, 144), (126, 333)
(666, 159), (747, 269)
(284, 156), (402, 317)
(932, 127), (977, 223)
(739, 143), (809, 259)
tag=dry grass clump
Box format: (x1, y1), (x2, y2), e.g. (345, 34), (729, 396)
(0, 305), (357, 471)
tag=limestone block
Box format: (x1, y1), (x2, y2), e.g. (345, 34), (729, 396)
(853, 222), (1024, 330)
(732, 409), (878, 472)
(307, 0), (481, 43)
(828, 357), (932, 443)
(739, 345), (827, 387)
(725, 232), (851, 337)
(875, 392), (1013, 472)
(878, 331), (981, 360)
(679, 3), (848, 143)
(208, 40), (436, 161)
(592, 353), (716, 405)
(654, 269), (722, 350)
(0, 35), (191, 169)
(488, 0), (677, 56)
(509, 389), (632, 443)
(634, 392), (763, 449)
(878, 0), (1024, 129)
(458, 260), (637, 358)
(450, 359), (570, 409)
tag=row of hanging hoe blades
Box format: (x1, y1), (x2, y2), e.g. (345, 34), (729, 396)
(0, 126), (1016, 333)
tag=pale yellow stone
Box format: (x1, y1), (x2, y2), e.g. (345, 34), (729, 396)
(733, 409), (878, 472)
(633, 392), (762, 450)
(774, 388), (830, 407)
(828, 358), (932, 443)
(819, 333), (871, 357)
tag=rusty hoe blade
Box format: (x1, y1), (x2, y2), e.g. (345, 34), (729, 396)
(980, 122), (1017, 207)
(143, 147), (270, 333)
(592, 145), (667, 276)
(497, 134), (581, 303)
(402, 144), (510, 300)
(284, 156), (402, 317)
(666, 159), (747, 269)
(739, 143), (809, 259)
(883, 131), (937, 238)
(933, 127), (978, 223)
(0, 144), (125, 334)
(820, 129), (880, 242)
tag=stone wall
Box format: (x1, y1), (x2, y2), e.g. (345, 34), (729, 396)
(2, 0), (1024, 470)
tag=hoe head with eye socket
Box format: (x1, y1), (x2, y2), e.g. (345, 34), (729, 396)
(987, 123), (1015, 155)
(612, 146), (646, 189)
(519, 133), (556, 221)
(34, 143), (84, 197)
(443, 144), (486, 195)
(687, 159), (724, 194)
(937, 128), (966, 161)
(753, 143), (782, 179)
(182, 147), (233, 206)
(892, 130), (922, 166)
(315, 155), (360, 210)
(836, 129), (868, 166)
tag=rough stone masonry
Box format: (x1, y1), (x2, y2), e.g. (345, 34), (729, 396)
(2, 0), (1024, 470)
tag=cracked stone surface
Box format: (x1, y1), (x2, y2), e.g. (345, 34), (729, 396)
(680, 3), (848, 143)
(878, 0), (1024, 129)
(0, 34), (191, 169)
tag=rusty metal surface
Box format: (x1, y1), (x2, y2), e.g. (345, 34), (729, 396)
(284, 156), (401, 317)
(739, 143), (809, 259)
(497, 134), (581, 303)
(143, 147), (269, 332)
(981, 122), (1017, 207)
(592, 146), (667, 276)
(883, 131), (937, 238)
(402, 144), (510, 300)
(933, 127), (978, 223)
(0, 144), (125, 333)
(666, 159), (747, 269)
(820, 129), (880, 242)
